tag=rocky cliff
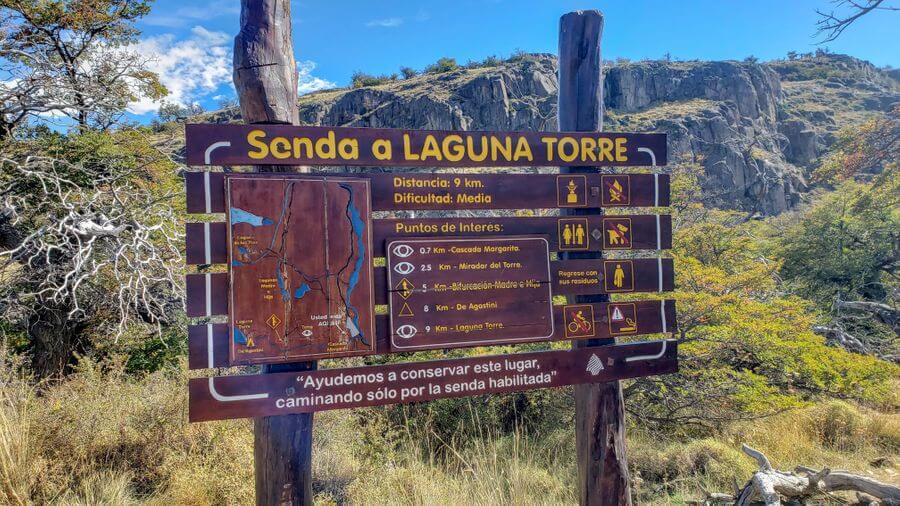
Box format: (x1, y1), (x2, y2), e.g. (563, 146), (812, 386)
(213, 53), (899, 215)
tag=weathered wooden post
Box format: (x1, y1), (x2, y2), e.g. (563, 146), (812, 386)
(233, 1), (313, 504)
(559, 10), (633, 505)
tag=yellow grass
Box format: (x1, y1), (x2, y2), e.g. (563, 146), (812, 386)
(0, 350), (896, 504)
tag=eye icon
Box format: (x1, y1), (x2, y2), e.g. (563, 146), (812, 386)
(392, 244), (414, 258)
(393, 262), (415, 275)
(396, 325), (417, 339)
(301, 329), (313, 337)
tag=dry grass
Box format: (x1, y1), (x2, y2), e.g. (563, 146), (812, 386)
(1, 349), (896, 505)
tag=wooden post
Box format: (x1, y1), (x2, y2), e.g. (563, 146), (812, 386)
(233, 1), (313, 504)
(558, 11), (632, 506)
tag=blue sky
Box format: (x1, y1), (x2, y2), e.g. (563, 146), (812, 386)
(129, 0), (899, 117)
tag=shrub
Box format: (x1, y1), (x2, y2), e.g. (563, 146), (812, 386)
(351, 71), (397, 88)
(424, 57), (459, 74)
(399, 66), (418, 79)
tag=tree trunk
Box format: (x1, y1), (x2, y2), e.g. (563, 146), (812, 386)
(558, 10), (632, 506)
(27, 304), (88, 378)
(233, 1), (312, 505)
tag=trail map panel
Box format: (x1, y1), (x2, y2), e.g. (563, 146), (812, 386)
(227, 176), (376, 364)
(387, 236), (554, 350)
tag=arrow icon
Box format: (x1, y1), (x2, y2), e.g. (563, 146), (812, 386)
(395, 278), (415, 299)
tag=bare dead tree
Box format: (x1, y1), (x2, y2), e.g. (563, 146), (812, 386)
(816, 0), (899, 42)
(0, 153), (182, 375)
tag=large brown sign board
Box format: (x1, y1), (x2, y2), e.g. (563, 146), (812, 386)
(226, 176), (376, 364)
(185, 124), (667, 167)
(189, 340), (678, 422)
(185, 299), (677, 370)
(386, 236), (555, 350)
(185, 172), (672, 214)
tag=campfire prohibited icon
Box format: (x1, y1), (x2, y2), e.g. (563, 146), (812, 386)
(601, 175), (631, 206)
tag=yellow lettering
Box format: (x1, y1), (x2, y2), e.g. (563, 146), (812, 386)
(513, 136), (533, 161)
(338, 139), (359, 159)
(373, 139), (392, 160)
(580, 137), (597, 162)
(315, 131), (336, 159)
(467, 135), (488, 162)
(598, 138), (614, 161)
(271, 136), (291, 159)
(490, 136), (512, 161)
(292, 137), (313, 158)
(443, 135), (464, 162)
(247, 129), (268, 159)
(541, 137), (558, 161)
(421, 135), (442, 161)
(403, 134), (420, 160)
(615, 137), (628, 162)
(559, 137), (578, 162)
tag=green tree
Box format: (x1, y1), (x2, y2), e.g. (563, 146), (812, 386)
(0, 0), (166, 135)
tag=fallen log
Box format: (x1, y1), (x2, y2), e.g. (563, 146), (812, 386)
(702, 444), (900, 505)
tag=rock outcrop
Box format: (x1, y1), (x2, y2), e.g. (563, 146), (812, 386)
(216, 53), (897, 215)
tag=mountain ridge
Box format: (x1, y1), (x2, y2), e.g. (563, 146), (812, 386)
(208, 53), (899, 215)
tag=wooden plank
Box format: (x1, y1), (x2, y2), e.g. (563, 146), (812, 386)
(371, 257), (675, 303)
(185, 124), (667, 167)
(186, 299), (677, 369)
(189, 340), (678, 422)
(373, 215), (673, 255)
(186, 215), (674, 265)
(186, 257), (675, 322)
(184, 172), (672, 214)
(185, 222), (228, 265)
(185, 272), (228, 317)
(185, 171), (226, 214)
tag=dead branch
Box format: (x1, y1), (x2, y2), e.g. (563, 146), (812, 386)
(816, 0), (899, 43)
(838, 300), (899, 335)
(0, 154), (182, 339)
(702, 444), (900, 505)
(813, 325), (870, 353)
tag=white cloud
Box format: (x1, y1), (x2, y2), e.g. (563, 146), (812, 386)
(297, 60), (336, 95)
(128, 26), (233, 115)
(365, 17), (403, 28)
(143, 0), (240, 28)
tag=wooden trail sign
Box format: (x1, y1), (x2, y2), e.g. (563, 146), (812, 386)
(185, 124), (667, 168)
(183, 7), (677, 503)
(188, 340), (678, 422)
(185, 171), (672, 213)
(186, 214), (674, 264)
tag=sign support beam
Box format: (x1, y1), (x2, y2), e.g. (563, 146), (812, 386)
(559, 10), (633, 506)
(233, 1), (314, 505)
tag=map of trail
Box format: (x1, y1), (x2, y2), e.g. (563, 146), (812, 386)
(227, 176), (375, 363)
